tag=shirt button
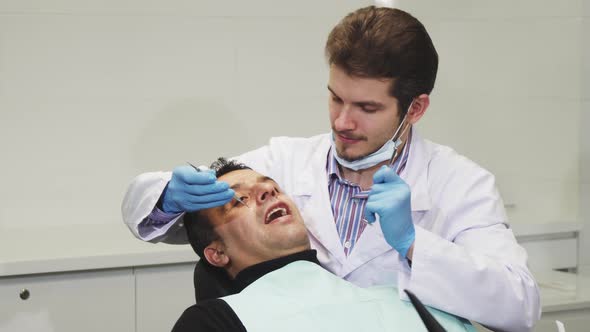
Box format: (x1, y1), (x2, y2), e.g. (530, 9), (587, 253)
(344, 241), (351, 248)
(178, 223), (184, 227)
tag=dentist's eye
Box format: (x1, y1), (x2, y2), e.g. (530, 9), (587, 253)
(361, 107), (378, 113)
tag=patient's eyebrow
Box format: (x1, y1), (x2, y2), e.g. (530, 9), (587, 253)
(258, 175), (276, 184)
(229, 176), (277, 190)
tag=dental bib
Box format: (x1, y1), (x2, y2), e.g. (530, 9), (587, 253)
(223, 261), (475, 332)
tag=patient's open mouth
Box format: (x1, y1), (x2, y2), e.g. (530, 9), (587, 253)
(265, 202), (291, 224)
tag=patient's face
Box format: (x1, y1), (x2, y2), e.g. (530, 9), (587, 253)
(203, 169), (309, 276)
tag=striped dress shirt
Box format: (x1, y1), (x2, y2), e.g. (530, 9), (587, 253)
(327, 131), (412, 256)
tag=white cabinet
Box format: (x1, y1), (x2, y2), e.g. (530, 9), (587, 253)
(0, 269), (134, 332)
(0, 225), (197, 332)
(0, 263), (199, 332)
(536, 309), (590, 332)
(135, 263), (196, 332)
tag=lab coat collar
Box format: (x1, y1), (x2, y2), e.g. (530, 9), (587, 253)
(292, 135), (348, 265)
(321, 129), (433, 212)
(292, 132), (433, 271)
(295, 128), (433, 211)
(401, 129), (432, 212)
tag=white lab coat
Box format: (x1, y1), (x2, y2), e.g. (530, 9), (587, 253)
(122, 131), (540, 332)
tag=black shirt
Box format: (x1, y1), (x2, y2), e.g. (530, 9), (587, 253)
(172, 250), (320, 332)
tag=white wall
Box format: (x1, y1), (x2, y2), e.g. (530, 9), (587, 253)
(0, 0), (371, 230)
(580, 0), (590, 267)
(0, 0), (586, 242)
(395, 0), (584, 229)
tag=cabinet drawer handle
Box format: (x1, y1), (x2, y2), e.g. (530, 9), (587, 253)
(19, 289), (30, 300)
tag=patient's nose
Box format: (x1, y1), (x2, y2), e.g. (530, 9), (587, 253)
(255, 182), (277, 203)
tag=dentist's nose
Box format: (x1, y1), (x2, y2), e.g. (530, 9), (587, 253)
(333, 106), (356, 132)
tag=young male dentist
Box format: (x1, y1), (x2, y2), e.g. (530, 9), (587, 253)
(122, 6), (540, 331)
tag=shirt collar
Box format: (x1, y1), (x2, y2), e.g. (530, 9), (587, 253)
(233, 249), (320, 293)
(326, 148), (342, 180)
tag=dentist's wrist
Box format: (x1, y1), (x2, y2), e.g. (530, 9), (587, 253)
(405, 242), (415, 261)
(392, 228), (415, 259)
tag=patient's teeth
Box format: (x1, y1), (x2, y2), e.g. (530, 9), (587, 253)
(266, 207), (287, 222)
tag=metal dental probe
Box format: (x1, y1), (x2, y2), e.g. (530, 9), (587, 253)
(186, 162), (249, 207)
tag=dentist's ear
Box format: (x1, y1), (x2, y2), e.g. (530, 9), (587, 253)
(406, 94), (430, 125)
(203, 241), (230, 268)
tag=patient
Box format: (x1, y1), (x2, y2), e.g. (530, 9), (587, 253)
(172, 158), (474, 332)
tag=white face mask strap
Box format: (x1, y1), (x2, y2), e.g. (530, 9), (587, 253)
(392, 116), (410, 149)
(389, 101), (413, 164)
(391, 101), (413, 148)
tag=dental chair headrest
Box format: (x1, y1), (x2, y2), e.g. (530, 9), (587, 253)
(194, 259), (235, 302)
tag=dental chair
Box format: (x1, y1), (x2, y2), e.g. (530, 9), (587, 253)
(193, 259), (235, 302)
(185, 220), (235, 302)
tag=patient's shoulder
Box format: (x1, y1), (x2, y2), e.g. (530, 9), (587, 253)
(172, 299), (246, 332)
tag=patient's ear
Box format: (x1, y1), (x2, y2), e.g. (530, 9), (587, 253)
(203, 241), (229, 268)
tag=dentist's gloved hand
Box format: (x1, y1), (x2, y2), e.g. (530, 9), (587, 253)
(161, 165), (235, 214)
(364, 165), (415, 258)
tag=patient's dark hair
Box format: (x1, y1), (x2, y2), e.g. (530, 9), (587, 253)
(184, 157), (251, 264)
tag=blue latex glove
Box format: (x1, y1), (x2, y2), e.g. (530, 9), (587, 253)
(161, 165), (235, 214)
(364, 165), (415, 258)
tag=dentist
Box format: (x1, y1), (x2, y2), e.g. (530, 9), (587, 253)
(122, 6), (540, 331)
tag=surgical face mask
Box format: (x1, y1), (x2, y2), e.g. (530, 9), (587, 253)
(331, 102), (413, 171)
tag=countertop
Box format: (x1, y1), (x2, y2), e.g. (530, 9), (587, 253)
(0, 223), (195, 277)
(535, 267), (590, 312)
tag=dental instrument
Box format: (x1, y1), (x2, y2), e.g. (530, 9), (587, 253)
(186, 162), (249, 208)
